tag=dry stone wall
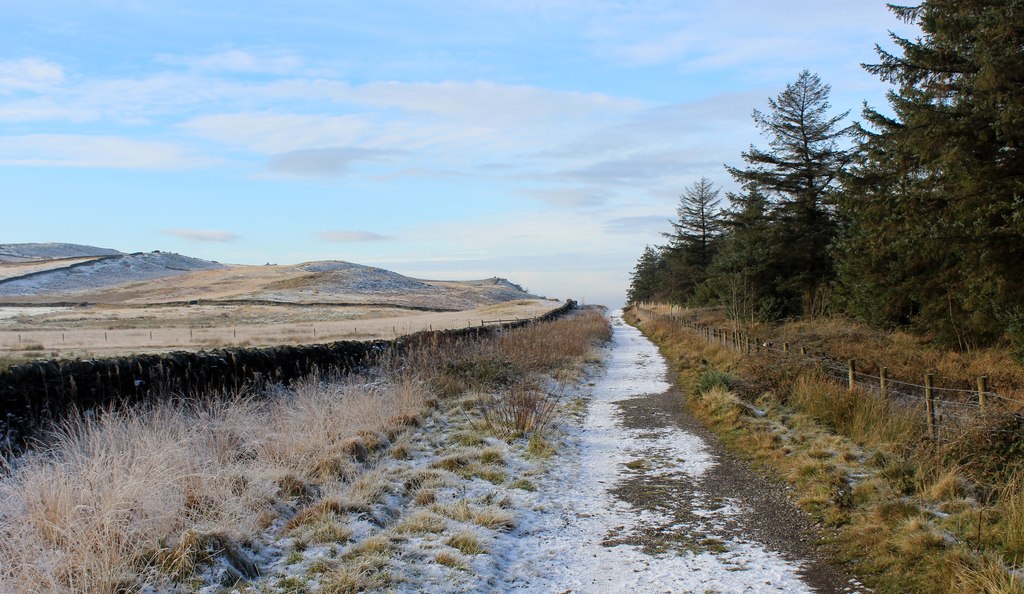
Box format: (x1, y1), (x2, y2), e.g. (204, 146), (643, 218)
(0, 300), (576, 455)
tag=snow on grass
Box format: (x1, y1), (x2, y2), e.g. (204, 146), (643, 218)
(0, 306), (68, 320)
(486, 312), (815, 593)
(0, 243), (122, 263)
(87, 308), (812, 592)
(0, 252), (224, 296)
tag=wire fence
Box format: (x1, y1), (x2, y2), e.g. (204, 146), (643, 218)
(633, 305), (1024, 442)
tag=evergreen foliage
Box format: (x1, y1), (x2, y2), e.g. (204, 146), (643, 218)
(726, 69), (853, 317)
(660, 177), (724, 300)
(627, 1), (1024, 352)
(627, 245), (667, 304)
(836, 0), (1024, 348)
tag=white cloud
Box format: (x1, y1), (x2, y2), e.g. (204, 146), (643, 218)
(265, 146), (401, 177)
(603, 215), (670, 235)
(526, 187), (609, 208)
(317, 230), (393, 242)
(163, 229), (240, 242)
(181, 113), (372, 154)
(0, 134), (209, 169)
(157, 49), (306, 75)
(0, 58), (64, 93)
(333, 80), (644, 126)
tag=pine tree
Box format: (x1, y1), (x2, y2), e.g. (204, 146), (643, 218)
(703, 186), (786, 321)
(727, 70), (853, 316)
(660, 177), (724, 301)
(837, 1), (1024, 348)
(666, 177), (723, 270)
(627, 245), (667, 304)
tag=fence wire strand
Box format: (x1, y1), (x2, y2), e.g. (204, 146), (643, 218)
(634, 306), (1023, 442)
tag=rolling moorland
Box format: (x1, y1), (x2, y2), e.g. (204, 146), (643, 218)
(0, 243), (557, 364)
(3, 3), (1024, 592)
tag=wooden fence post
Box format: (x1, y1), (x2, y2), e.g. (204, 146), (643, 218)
(880, 367), (888, 400)
(978, 376), (988, 410)
(925, 373), (937, 440)
(848, 359), (856, 391)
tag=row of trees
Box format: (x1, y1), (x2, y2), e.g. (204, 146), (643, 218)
(628, 1), (1024, 350)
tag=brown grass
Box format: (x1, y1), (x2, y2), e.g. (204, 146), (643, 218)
(642, 302), (1024, 405)
(0, 306), (610, 592)
(626, 306), (1024, 593)
(0, 374), (427, 592)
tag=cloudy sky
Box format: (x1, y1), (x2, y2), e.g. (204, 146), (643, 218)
(1, 1), (914, 307)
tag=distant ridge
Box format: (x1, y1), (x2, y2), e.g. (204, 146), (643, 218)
(0, 243), (123, 263)
(0, 244), (542, 308)
(0, 251), (224, 296)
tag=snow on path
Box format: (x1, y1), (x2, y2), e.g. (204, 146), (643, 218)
(494, 311), (814, 593)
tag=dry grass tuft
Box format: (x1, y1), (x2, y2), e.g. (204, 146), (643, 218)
(481, 385), (562, 439)
(434, 550), (467, 569)
(394, 510), (447, 535)
(445, 531), (484, 556)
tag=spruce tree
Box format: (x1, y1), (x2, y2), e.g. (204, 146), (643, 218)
(837, 1), (1024, 348)
(661, 177), (724, 301)
(627, 245), (667, 304)
(727, 70), (853, 316)
(703, 186), (784, 321)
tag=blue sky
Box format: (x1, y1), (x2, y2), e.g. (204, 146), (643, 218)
(1, 1), (915, 307)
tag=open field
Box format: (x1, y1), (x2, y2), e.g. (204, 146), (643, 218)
(0, 255), (535, 311)
(0, 257), (108, 282)
(0, 245), (553, 364)
(0, 299), (561, 360)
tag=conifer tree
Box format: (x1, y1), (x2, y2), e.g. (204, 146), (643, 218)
(837, 1), (1024, 348)
(727, 70), (853, 316)
(703, 186), (784, 321)
(661, 177), (724, 301)
(627, 245), (667, 304)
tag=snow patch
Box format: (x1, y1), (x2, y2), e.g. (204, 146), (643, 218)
(0, 252), (224, 296)
(491, 311), (814, 593)
(0, 243), (122, 262)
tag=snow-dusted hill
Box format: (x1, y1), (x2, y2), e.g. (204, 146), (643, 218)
(297, 261), (435, 294)
(0, 243), (122, 263)
(0, 245), (541, 308)
(0, 251), (225, 297)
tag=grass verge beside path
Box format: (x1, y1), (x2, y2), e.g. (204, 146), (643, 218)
(625, 307), (1024, 594)
(0, 308), (610, 593)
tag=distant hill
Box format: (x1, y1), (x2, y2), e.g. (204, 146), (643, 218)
(0, 245), (540, 310)
(0, 251), (225, 297)
(0, 243), (123, 263)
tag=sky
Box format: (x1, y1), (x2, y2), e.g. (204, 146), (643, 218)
(0, 1), (917, 308)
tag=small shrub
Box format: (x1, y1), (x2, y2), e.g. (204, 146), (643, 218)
(694, 368), (737, 395)
(481, 386), (561, 438)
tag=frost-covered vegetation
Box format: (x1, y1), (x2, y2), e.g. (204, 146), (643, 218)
(0, 310), (610, 592)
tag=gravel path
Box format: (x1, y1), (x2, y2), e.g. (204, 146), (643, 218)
(498, 312), (862, 593)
